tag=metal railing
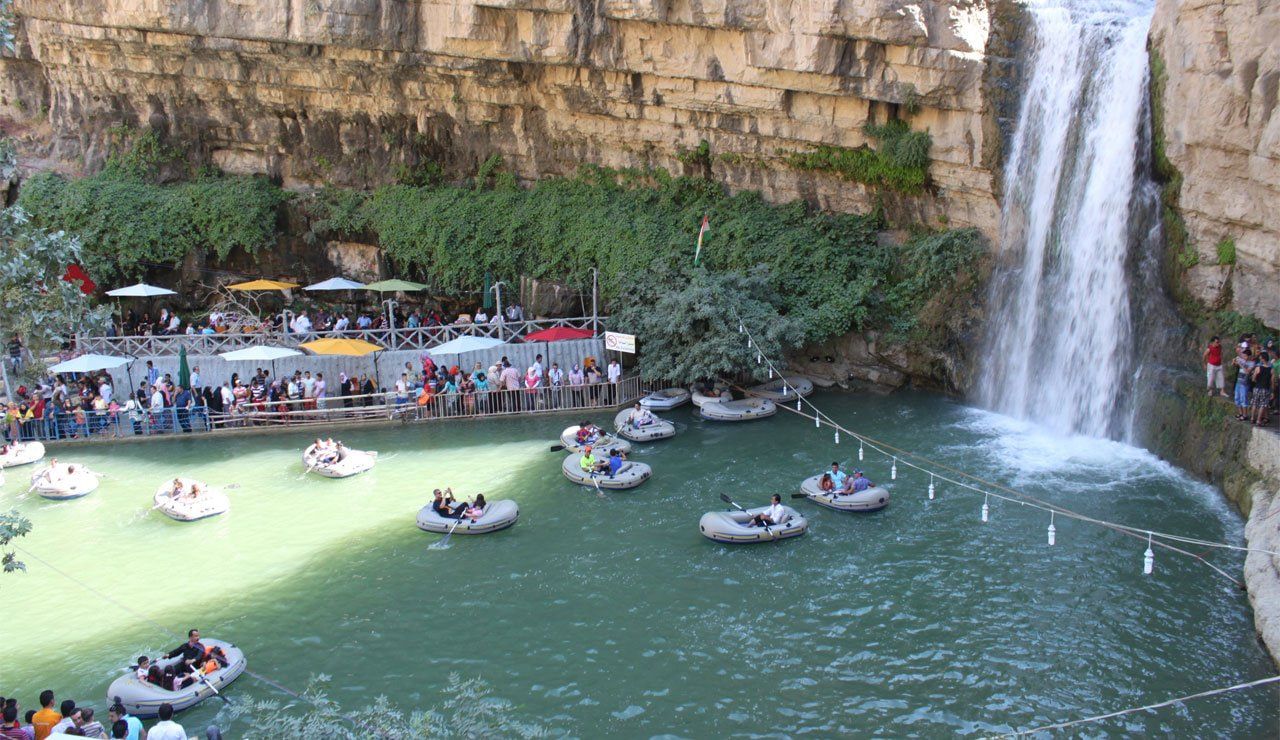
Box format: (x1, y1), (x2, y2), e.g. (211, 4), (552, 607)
(78, 316), (607, 356)
(5, 377), (643, 443)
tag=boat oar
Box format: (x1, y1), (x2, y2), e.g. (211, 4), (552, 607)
(190, 665), (230, 705)
(789, 493), (809, 499)
(718, 492), (747, 512)
(549, 443), (566, 452)
(436, 518), (462, 547)
(590, 473), (607, 499)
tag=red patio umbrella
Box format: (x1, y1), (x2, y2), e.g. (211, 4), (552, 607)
(522, 326), (594, 342)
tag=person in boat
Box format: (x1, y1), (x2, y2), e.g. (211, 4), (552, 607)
(718, 388), (733, 402)
(817, 473), (834, 492)
(169, 478), (184, 499)
(431, 488), (467, 519)
(463, 494), (487, 522)
(838, 469), (874, 496)
(626, 403), (654, 428)
(748, 494), (788, 528)
(828, 462), (847, 491)
(145, 664), (165, 686)
(162, 665), (196, 691)
(183, 483), (203, 502)
(605, 448), (626, 476)
(165, 629), (206, 674)
(200, 646), (229, 674)
(134, 656), (151, 682)
(579, 446), (600, 475)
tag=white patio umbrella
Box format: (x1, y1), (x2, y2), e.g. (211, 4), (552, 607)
(427, 336), (506, 355)
(48, 354), (132, 373)
(304, 277), (366, 291)
(219, 345), (305, 381)
(105, 282), (177, 297)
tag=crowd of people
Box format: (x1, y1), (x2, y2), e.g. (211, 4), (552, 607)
(0, 690), (213, 739)
(1, 350), (627, 443)
(1204, 333), (1276, 426)
(114, 302), (532, 339)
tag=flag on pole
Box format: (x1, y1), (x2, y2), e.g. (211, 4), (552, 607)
(694, 214), (710, 266)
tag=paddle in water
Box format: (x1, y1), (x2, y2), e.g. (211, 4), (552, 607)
(718, 492), (747, 512)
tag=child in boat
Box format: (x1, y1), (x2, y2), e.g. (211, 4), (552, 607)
(464, 494), (487, 521)
(818, 473), (834, 492)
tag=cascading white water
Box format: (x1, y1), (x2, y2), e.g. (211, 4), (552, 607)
(979, 0), (1157, 439)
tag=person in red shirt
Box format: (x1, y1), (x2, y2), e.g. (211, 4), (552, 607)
(1204, 335), (1226, 397)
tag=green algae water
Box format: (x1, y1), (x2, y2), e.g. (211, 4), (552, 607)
(1, 391), (1275, 736)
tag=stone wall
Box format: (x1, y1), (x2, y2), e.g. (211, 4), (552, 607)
(1, 0), (1009, 238)
(1150, 0), (1280, 328)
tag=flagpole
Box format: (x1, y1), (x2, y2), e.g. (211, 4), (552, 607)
(694, 214), (709, 266)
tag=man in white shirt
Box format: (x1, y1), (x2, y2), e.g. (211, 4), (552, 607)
(148, 703), (187, 740)
(607, 359), (622, 404)
(749, 494), (789, 528)
(334, 314), (350, 332)
(219, 382), (234, 410)
(302, 371), (316, 398)
(98, 377), (113, 405)
(395, 374), (408, 405)
(167, 313), (181, 334)
(356, 314), (372, 329)
(531, 354), (544, 384)
(474, 308), (489, 323)
(190, 366), (201, 389)
(291, 311), (313, 334)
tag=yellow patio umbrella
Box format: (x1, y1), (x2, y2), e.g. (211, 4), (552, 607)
(227, 279), (301, 291)
(301, 337), (386, 390)
(299, 337), (384, 356)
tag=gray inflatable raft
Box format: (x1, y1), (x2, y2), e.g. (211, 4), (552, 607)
(698, 397), (777, 421)
(639, 388), (691, 410)
(613, 408), (676, 442)
(562, 453), (652, 489)
(416, 499), (519, 534)
(798, 474), (890, 512)
(558, 425), (633, 454)
(106, 638), (245, 719)
(699, 505), (808, 544)
(749, 376), (815, 400)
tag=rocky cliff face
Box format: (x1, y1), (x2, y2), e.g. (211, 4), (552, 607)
(0, 0), (1010, 237)
(1150, 0), (1280, 328)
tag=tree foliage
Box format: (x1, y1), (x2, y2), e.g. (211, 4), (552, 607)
(223, 673), (550, 739)
(611, 264), (806, 382)
(0, 207), (113, 370)
(1, 508), (32, 576)
(16, 167), (285, 284)
(784, 120), (932, 194)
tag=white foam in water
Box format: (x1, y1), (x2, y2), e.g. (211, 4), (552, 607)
(952, 406), (1241, 528)
(979, 0), (1156, 439)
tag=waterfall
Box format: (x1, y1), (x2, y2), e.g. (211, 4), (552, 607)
(979, 0), (1160, 439)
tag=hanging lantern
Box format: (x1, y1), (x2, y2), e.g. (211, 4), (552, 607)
(1047, 512), (1056, 546)
(782, 384), (789, 396)
(858, 442), (864, 461)
(747, 337), (753, 348)
(1143, 533), (1154, 575)
(834, 430), (840, 444)
(768, 367), (774, 379)
(814, 414), (820, 428)
(738, 323), (744, 334)
(981, 494), (989, 523)
(757, 353), (762, 364)
(927, 474), (935, 500)
(797, 398), (802, 411)
(890, 458), (897, 480)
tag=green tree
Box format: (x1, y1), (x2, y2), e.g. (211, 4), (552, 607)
(1, 509), (32, 575)
(0, 207), (113, 378)
(611, 264), (805, 383)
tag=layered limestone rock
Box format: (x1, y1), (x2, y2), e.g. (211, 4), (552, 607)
(0, 0), (1007, 236)
(1150, 0), (1280, 327)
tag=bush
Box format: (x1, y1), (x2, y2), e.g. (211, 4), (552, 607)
(1216, 236), (1236, 265)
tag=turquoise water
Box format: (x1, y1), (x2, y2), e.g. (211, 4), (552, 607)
(1, 392), (1275, 736)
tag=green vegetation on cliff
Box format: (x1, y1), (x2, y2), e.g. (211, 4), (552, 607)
(783, 121), (932, 194)
(13, 134), (982, 346)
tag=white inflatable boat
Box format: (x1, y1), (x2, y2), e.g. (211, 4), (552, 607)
(0, 441), (45, 467)
(798, 474), (890, 512)
(153, 478), (230, 522)
(30, 463), (99, 500)
(613, 408), (676, 442)
(558, 425), (633, 454)
(749, 376), (815, 400)
(689, 386), (731, 408)
(699, 505), (808, 544)
(561, 453), (651, 489)
(302, 444), (377, 478)
(699, 397), (777, 422)
(107, 638), (246, 719)
(639, 388), (691, 410)
(416, 499), (519, 535)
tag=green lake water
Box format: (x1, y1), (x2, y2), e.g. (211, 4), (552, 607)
(1, 391), (1275, 736)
